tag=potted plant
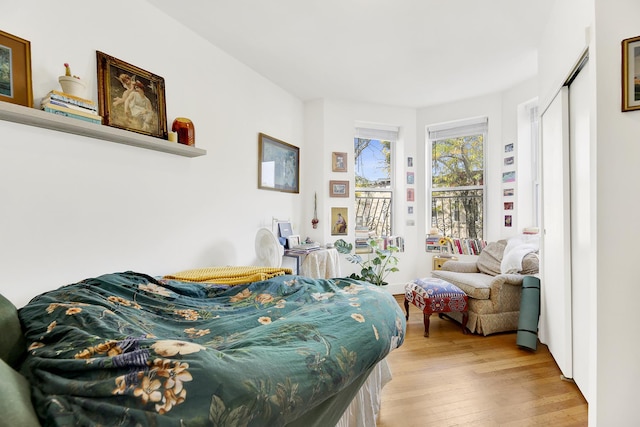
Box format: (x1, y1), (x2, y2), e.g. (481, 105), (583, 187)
(334, 238), (400, 286)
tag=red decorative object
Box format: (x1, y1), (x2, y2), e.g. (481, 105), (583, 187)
(172, 117), (195, 146)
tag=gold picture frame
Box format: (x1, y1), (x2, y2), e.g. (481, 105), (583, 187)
(96, 51), (167, 138)
(331, 207), (348, 235)
(258, 132), (299, 193)
(330, 180), (349, 197)
(0, 30), (33, 107)
(332, 152), (347, 172)
(622, 35), (640, 112)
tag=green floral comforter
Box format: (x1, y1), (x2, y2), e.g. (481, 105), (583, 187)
(18, 271), (405, 426)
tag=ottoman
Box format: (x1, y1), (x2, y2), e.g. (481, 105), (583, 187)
(404, 277), (469, 337)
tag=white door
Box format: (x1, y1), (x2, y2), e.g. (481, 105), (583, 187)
(539, 86), (573, 379)
(568, 59), (591, 400)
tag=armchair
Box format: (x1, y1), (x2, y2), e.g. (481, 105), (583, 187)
(431, 239), (539, 335)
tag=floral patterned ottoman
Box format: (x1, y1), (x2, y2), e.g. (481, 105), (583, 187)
(404, 277), (469, 337)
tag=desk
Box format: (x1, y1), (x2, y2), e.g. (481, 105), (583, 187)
(284, 248), (341, 279)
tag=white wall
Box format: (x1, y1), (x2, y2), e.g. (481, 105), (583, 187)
(0, 1), (305, 308)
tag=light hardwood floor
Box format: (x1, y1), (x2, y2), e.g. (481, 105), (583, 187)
(376, 295), (588, 426)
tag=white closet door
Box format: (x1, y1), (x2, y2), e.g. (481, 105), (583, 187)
(539, 86), (573, 379)
(569, 60), (591, 400)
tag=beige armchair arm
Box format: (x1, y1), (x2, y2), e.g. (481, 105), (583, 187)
(440, 261), (480, 274)
(488, 273), (526, 311)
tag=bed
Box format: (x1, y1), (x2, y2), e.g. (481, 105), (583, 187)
(1, 267), (405, 426)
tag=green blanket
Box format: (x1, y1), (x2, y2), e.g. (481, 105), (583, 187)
(18, 272), (405, 426)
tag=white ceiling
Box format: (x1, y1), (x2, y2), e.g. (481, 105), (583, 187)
(148, 0), (555, 109)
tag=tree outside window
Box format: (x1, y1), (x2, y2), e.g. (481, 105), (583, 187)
(429, 120), (486, 239)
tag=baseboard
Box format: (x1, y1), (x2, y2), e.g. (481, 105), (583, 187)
(383, 282), (405, 295)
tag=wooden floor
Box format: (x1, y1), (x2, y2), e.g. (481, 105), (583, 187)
(376, 296), (588, 427)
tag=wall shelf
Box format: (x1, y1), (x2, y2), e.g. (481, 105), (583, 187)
(0, 101), (207, 158)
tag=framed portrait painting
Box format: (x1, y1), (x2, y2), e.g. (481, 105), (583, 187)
(0, 30), (33, 107)
(258, 133), (299, 193)
(332, 152), (347, 172)
(622, 35), (640, 111)
(331, 207), (348, 236)
(96, 51), (167, 139)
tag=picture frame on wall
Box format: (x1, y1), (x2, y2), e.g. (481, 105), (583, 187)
(331, 207), (348, 235)
(332, 152), (348, 172)
(622, 35), (640, 111)
(329, 180), (349, 197)
(258, 132), (300, 193)
(407, 188), (415, 202)
(96, 51), (168, 139)
(0, 30), (33, 107)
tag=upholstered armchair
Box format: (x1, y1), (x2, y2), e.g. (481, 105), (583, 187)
(431, 239), (539, 335)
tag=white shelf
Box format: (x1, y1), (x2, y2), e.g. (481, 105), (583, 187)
(0, 101), (206, 158)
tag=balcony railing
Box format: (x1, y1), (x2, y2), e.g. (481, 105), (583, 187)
(431, 189), (483, 239)
(355, 191), (392, 237)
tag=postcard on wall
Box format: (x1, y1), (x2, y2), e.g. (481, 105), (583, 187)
(407, 157), (414, 167)
(502, 171), (516, 183)
(504, 202), (514, 210)
(504, 156), (514, 166)
(505, 143), (514, 153)
(505, 215), (513, 227)
(407, 188), (415, 202)
(331, 207), (348, 235)
(503, 188), (514, 197)
(407, 171), (415, 185)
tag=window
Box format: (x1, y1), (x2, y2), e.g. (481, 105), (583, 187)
(354, 125), (398, 238)
(428, 117), (487, 239)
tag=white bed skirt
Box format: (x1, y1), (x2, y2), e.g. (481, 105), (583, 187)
(335, 358), (393, 427)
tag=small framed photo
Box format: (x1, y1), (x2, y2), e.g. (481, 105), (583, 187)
(407, 188), (415, 202)
(0, 30), (33, 107)
(408, 206), (414, 214)
(407, 171), (415, 184)
(504, 156), (514, 166)
(504, 143), (514, 153)
(503, 188), (515, 197)
(330, 180), (349, 197)
(331, 207), (348, 235)
(622, 35), (640, 111)
(332, 152), (348, 172)
(407, 157), (414, 167)
(505, 215), (513, 227)
(258, 133), (300, 193)
(96, 51), (168, 139)
(504, 202), (514, 210)
(287, 235), (301, 249)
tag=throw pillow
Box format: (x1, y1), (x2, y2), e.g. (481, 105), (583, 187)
(476, 240), (507, 276)
(0, 358), (40, 426)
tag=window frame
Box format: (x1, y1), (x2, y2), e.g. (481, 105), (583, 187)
(427, 117), (487, 240)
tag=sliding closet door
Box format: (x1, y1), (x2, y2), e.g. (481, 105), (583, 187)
(539, 86), (573, 379)
(568, 59), (591, 400)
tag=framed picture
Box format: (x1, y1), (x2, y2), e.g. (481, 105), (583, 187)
(504, 143), (514, 153)
(408, 206), (414, 214)
(258, 132), (299, 193)
(407, 188), (415, 202)
(332, 152), (347, 172)
(622, 35), (640, 111)
(407, 171), (415, 184)
(96, 51), (167, 139)
(502, 171), (516, 183)
(503, 188), (515, 197)
(287, 235), (301, 249)
(330, 180), (349, 197)
(407, 157), (414, 167)
(504, 202), (514, 210)
(331, 207), (348, 235)
(0, 30), (33, 107)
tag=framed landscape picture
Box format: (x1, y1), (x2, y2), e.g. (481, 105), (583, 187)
(329, 180), (349, 197)
(258, 133), (299, 193)
(0, 30), (32, 107)
(96, 51), (167, 139)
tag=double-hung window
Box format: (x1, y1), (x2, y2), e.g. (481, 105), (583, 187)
(428, 117), (487, 239)
(354, 125), (398, 238)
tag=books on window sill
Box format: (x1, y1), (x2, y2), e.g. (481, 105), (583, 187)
(40, 90), (102, 124)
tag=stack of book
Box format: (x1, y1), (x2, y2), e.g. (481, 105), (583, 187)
(355, 226), (374, 253)
(41, 90), (102, 124)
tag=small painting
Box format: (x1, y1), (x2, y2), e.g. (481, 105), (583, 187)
(331, 207), (348, 235)
(407, 188), (415, 202)
(332, 152), (347, 172)
(504, 202), (514, 210)
(96, 51), (167, 139)
(504, 143), (514, 153)
(330, 180), (349, 197)
(502, 171), (516, 183)
(407, 172), (415, 185)
(503, 188), (515, 197)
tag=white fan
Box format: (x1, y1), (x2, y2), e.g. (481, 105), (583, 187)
(255, 227), (284, 267)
